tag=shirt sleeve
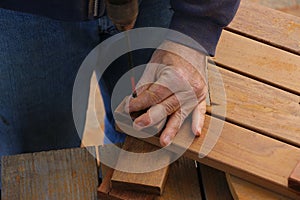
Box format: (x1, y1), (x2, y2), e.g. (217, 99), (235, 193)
(169, 0), (240, 56)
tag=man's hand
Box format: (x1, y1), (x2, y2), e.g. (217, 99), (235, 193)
(125, 41), (208, 146)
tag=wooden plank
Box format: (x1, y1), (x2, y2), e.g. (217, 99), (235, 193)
(158, 157), (202, 200)
(111, 136), (170, 195)
(199, 164), (233, 200)
(207, 64), (300, 147)
(226, 174), (292, 200)
(1, 147), (99, 200)
(98, 157), (202, 200)
(289, 161), (300, 191)
(228, 0), (300, 55)
(139, 116), (300, 199)
(213, 30), (300, 95)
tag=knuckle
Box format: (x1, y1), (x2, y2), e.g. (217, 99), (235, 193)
(146, 90), (162, 104)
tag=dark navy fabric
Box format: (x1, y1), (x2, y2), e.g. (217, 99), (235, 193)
(170, 0), (240, 55)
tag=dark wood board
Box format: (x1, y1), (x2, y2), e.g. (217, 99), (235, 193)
(1, 147), (99, 200)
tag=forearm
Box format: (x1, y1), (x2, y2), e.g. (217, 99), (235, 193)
(169, 0), (241, 56)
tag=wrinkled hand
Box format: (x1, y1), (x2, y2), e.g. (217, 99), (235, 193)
(125, 41), (208, 146)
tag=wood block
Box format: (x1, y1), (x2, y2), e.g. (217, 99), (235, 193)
(226, 174), (292, 200)
(199, 164), (233, 200)
(288, 161), (300, 192)
(98, 157), (202, 200)
(110, 136), (171, 195)
(1, 147), (99, 200)
(228, 0), (300, 55)
(98, 164), (155, 200)
(139, 116), (300, 199)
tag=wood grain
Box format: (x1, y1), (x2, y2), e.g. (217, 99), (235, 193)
(213, 30), (300, 95)
(288, 161), (300, 192)
(1, 147), (98, 200)
(98, 157), (202, 200)
(207, 64), (300, 147)
(226, 174), (292, 200)
(228, 0), (300, 55)
(199, 164), (233, 200)
(111, 136), (170, 195)
(140, 115), (300, 199)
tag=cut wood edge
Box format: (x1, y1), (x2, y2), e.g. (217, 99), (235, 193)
(226, 173), (292, 200)
(288, 161), (300, 192)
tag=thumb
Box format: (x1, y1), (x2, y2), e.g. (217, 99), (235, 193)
(192, 100), (207, 136)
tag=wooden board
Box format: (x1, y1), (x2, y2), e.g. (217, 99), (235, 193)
(226, 174), (292, 200)
(228, 0), (300, 55)
(111, 136), (170, 195)
(213, 30), (300, 95)
(140, 115), (300, 199)
(1, 147), (99, 200)
(98, 164), (155, 200)
(199, 164), (233, 200)
(288, 161), (300, 191)
(98, 157), (202, 200)
(207, 64), (300, 147)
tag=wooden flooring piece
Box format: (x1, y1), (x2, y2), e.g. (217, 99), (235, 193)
(111, 136), (170, 195)
(199, 164), (233, 200)
(228, 0), (300, 55)
(288, 161), (300, 192)
(140, 116), (300, 199)
(213, 30), (300, 95)
(226, 174), (292, 200)
(207, 64), (300, 147)
(98, 157), (202, 200)
(1, 147), (99, 200)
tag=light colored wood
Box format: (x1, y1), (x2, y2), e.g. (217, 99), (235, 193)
(140, 115), (300, 199)
(228, 0), (300, 55)
(207, 64), (300, 147)
(288, 161), (300, 191)
(98, 157), (202, 200)
(1, 147), (98, 200)
(111, 136), (170, 195)
(226, 174), (292, 200)
(200, 164), (233, 200)
(213, 30), (300, 95)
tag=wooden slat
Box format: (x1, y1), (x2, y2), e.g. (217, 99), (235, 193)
(139, 115), (300, 199)
(200, 165), (233, 200)
(213, 30), (300, 95)
(158, 157), (202, 200)
(1, 147), (99, 200)
(228, 0), (300, 55)
(207, 64), (300, 147)
(226, 174), (292, 200)
(111, 136), (170, 195)
(98, 157), (202, 200)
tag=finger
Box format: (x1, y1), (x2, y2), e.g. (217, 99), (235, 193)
(133, 95), (180, 129)
(160, 111), (183, 146)
(129, 83), (173, 113)
(192, 100), (207, 136)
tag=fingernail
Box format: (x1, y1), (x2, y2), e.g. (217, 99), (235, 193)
(133, 121), (145, 130)
(163, 135), (172, 146)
